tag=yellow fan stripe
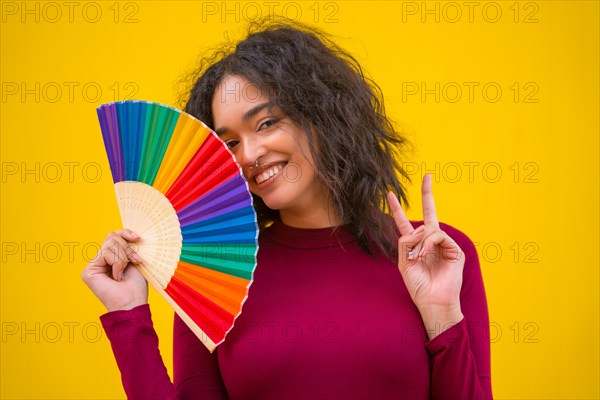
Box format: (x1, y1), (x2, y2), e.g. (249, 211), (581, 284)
(153, 113), (212, 193)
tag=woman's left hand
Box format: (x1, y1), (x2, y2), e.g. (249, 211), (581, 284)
(387, 174), (465, 339)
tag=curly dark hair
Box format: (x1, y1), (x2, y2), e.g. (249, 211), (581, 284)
(178, 16), (412, 262)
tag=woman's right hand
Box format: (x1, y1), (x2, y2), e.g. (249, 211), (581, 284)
(81, 229), (149, 312)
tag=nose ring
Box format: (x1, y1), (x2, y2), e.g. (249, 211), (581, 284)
(250, 158), (261, 169)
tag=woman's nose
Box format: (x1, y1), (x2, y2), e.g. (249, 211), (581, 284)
(238, 135), (266, 169)
(240, 138), (265, 165)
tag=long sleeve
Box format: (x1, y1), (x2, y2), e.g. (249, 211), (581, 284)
(100, 304), (176, 400)
(425, 223), (493, 400)
(100, 304), (228, 400)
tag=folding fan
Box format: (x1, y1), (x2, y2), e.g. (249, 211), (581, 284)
(96, 100), (259, 352)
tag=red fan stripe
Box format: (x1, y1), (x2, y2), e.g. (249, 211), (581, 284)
(165, 134), (240, 211)
(174, 261), (249, 316)
(165, 276), (235, 344)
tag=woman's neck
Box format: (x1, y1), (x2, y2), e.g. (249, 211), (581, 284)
(278, 198), (341, 229)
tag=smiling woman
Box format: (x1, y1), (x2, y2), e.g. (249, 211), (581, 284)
(212, 75), (336, 229)
(81, 16), (493, 400)
(182, 17), (413, 261)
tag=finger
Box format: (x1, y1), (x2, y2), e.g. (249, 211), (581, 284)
(115, 229), (141, 242)
(104, 235), (137, 280)
(387, 191), (414, 236)
(121, 263), (145, 284)
(108, 231), (142, 263)
(125, 245), (142, 265)
(116, 230), (142, 264)
(398, 225), (426, 264)
(422, 174), (440, 229)
(106, 244), (130, 281)
(81, 260), (110, 284)
(419, 230), (463, 262)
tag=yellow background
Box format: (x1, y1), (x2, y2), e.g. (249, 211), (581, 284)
(1, 1), (598, 399)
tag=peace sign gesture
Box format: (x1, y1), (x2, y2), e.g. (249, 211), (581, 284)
(387, 174), (465, 339)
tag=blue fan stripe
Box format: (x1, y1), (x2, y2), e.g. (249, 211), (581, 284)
(181, 206), (255, 231)
(182, 222), (257, 242)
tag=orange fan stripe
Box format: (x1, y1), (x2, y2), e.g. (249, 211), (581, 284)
(173, 262), (250, 316)
(176, 260), (250, 287)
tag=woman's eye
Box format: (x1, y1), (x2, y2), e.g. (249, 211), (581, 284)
(258, 118), (279, 131)
(225, 139), (239, 149)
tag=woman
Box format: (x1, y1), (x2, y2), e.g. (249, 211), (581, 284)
(82, 17), (492, 399)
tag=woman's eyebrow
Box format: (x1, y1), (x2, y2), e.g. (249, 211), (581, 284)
(242, 101), (273, 121)
(214, 102), (274, 136)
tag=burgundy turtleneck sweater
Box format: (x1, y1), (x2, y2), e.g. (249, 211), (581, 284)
(100, 220), (492, 399)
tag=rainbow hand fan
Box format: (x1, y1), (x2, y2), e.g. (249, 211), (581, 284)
(96, 100), (259, 352)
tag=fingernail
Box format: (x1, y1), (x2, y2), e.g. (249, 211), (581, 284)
(131, 253), (141, 263)
(129, 231), (139, 239)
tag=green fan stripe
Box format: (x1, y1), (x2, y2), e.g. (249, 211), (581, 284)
(181, 243), (257, 280)
(138, 103), (158, 183)
(138, 103), (180, 184)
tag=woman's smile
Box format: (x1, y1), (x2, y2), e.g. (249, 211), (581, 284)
(254, 161), (287, 186)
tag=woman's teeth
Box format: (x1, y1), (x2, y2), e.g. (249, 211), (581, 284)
(256, 163), (286, 184)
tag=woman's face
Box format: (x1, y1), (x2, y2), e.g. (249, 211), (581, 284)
(211, 74), (334, 226)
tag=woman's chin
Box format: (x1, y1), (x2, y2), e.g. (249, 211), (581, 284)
(261, 200), (283, 211)
(249, 192), (280, 211)
(259, 194), (290, 212)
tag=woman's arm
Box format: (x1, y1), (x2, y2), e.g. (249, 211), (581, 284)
(101, 304), (176, 400)
(424, 223), (492, 400)
(84, 228), (228, 398)
(388, 175), (492, 399)
(100, 304), (228, 400)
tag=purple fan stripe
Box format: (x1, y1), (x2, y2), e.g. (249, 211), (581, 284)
(97, 108), (116, 183)
(180, 196), (252, 227)
(177, 174), (245, 218)
(104, 104), (125, 182)
(177, 175), (252, 226)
